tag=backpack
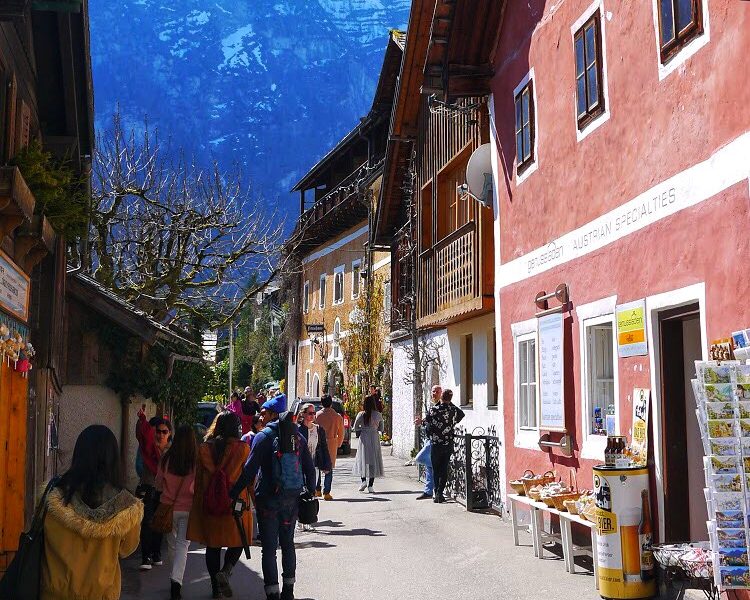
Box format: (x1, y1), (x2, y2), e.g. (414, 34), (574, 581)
(203, 443), (237, 516)
(263, 412), (304, 495)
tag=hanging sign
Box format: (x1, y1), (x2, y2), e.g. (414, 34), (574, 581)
(630, 388), (650, 467)
(306, 323), (325, 334)
(0, 250), (30, 322)
(616, 300), (648, 357)
(538, 312), (565, 431)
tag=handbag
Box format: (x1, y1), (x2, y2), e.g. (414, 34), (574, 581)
(150, 465), (188, 534)
(297, 489), (319, 525)
(0, 477), (58, 600)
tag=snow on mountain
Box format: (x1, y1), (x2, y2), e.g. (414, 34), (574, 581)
(90, 0), (409, 215)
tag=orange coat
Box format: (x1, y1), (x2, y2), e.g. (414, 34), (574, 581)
(315, 407), (344, 469)
(187, 439), (252, 548)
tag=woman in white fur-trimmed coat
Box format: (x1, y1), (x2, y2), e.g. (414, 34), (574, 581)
(41, 425), (142, 600)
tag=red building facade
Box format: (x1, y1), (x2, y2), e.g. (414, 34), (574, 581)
(491, 0), (750, 546)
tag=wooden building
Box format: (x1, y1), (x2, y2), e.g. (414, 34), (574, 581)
(374, 0), (502, 458)
(284, 32), (403, 407)
(0, 0), (93, 572)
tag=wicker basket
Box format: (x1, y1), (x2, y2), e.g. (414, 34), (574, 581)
(527, 487), (542, 502)
(521, 471), (556, 495)
(541, 494), (557, 508)
(551, 492), (581, 512)
(510, 470), (535, 496)
(563, 499), (579, 514)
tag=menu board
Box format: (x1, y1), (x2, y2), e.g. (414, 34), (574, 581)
(0, 250), (29, 322)
(694, 361), (750, 590)
(538, 312), (565, 431)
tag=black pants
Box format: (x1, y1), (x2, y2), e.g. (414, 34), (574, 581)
(138, 485), (163, 561)
(430, 444), (453, 498)
(360, 477), (374, 486)
(206, 547), (243, 581)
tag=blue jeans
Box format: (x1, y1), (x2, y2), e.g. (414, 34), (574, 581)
(257, 497), (297, 595)
(415, 442), (433, 495)
(316, 469), (333, 494)
(423, 466), (434, 495)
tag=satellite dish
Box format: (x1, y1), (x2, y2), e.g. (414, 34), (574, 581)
(465, 143), (494, 209)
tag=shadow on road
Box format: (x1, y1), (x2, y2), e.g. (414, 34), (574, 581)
(337, 496), (391, 503)
(315, 520), (344, 527)
(318, 527), (385, 537)
(295, 540), (337, 549)
(373, 490), (420, 495)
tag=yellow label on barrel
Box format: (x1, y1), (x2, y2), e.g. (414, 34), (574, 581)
(596, 508), (618, 535)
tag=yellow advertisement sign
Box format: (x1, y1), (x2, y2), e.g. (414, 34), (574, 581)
(631, 388), (650, 467)
(616, 300), (648, 357)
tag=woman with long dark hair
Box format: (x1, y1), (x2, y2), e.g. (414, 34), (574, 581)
(41, 425), (142, 600)
(156, 424), (197, 599)
(187, 411), (253, 599)
(352, 395), (385, 493)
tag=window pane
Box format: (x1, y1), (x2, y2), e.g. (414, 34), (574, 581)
(529, 383), (537, 427)
(676, 0), (694, 32)
(523, 126), (531, 161)
(585, 24), (597, 68)
(586, 65), (599, 109)
(516, 130), (523, 164)
(519, 341), (528, 384)
(522, 90), (530, 125)
(576, 76), (587, 116)
(515, 97), (522, 132)
(574, 36), (585, 77)
(529, 340), (536, 383)
(660, 0), (675, 44)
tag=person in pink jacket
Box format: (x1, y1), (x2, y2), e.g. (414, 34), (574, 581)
(156, 425), (197, 600)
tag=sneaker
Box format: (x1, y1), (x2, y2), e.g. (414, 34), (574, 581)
(215, 571), (233, 598)
(139, 557), (152, 571)
(151, 553), (163, 566)
(358, 482), (367, 491)
(367, 486), (374, 494)
(416, 493), (432, 500)
(323, 493), (333, 501)
(314, 489), (322, 498)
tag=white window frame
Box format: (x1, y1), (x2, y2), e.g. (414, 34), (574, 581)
(351, 260), (362, 300)
(319, 273), (326, 309)
(513, 68), (538, 186)
(312, 373), (321, 397)
(305, 370), (311, 395)
(512, 319), (540, 450)
(571, 0), (611, 142)
(577, 295), (619, 459)
(652, 0), (710, 81)
(332, 318), (341, 361)
(303, 280), (310, 313)
(333, 264), (345, 305)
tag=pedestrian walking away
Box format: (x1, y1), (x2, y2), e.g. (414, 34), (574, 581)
(414, 385), (442, 500)
(315, 394), (344, 500)
(423, 389), (464, 503)
(135, 407), (172, 570)
(40, 425), (142, 600)
(231, 394), (316, 600)
(353, 395), (385, 493)
(187, 411), (253, 599)
(297, 402), (331, 528)
(155, 424), (197, 600)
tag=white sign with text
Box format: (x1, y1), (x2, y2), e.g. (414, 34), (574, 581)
(538, 312), (565, 431)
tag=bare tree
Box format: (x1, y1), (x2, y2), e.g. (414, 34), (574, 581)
(87, 114), (290, 326)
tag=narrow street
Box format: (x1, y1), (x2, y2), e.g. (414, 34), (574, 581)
(122, 444), (598, 600)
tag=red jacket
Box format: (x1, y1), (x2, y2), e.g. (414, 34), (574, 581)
(136, 413), (160, 477)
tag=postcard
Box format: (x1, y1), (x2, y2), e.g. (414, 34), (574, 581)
(741, 420), (750, 438)
(711, 439), (739, 456)
(707, 384), (735, 403)
(715, 494), (745, 512)
(712, 455), (741, 474)
(699, 362), (735, 384)
(709, 419), (737, 439)
(737, 385), (750, 402)
(720, 547), (750, 567)
(738, 365), (750, 385)
(707, 402), (736, 419)
(714, 474), (743, 493)
(720, 566), (750, 587)
(717, 511), (745, 528)
(733, 331), (749, 350)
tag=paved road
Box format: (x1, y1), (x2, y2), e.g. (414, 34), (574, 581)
(122, 445), (602, 600)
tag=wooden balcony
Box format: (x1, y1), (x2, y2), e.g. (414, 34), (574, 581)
(417, 220), (493, 328)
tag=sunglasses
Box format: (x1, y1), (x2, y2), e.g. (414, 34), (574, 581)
(305, 411), (316, 416)
(155, 429), (170, 435)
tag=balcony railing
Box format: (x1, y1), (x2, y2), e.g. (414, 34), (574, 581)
(418, 221), (479, 322)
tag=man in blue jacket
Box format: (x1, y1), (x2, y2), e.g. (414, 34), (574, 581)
(231, 394), (316, 600)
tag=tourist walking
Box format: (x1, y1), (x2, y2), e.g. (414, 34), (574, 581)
(315, 394), (344, 500)
(423, 389), (464, 503)
(155, 424), (197, 600)
(353, 395), (384, 493)
(414, 385), (442, 500)
(187, 412), (253, 599)
(135, 407), (172, 570)
(41, 425), (142, 600)
(231, 395), (316, 600)
(297, 402), (331, 529)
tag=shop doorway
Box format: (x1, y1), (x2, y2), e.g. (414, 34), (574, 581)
(658, 303), (705, 543)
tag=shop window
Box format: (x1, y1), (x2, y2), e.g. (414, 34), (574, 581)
(574, 11), (605, 129)
(461, 334), (473, 407)
(516, 334), (537, 429)
(351, 260), (361, 299)
(319, 273), (326, 309)
(488, 328), (498, 408)
(658, 0), (703, 63)
(303, 280), (310, 313)
(305, 370), (311, 395)
(514, 79), (535, 173)
(585, 319), (616, 436)
(333, 265), (344, 305)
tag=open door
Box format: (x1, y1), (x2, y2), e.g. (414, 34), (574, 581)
(658, 303), (705, 543)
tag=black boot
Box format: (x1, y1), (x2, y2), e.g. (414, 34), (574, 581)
(266, 594), (281, 600)
(211, 577), (221, 599)
(170, 579), (182, 600)
(215, 569), (233, 598)
(281, 584), (294, 600)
